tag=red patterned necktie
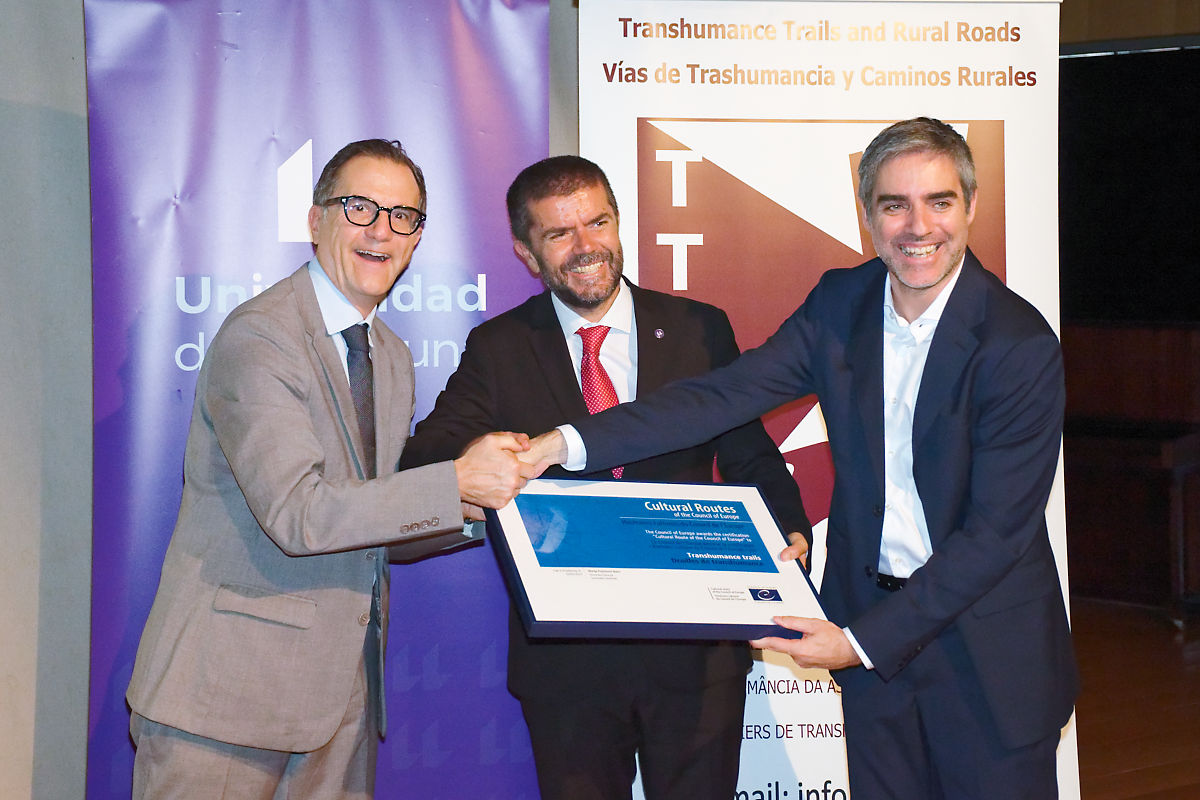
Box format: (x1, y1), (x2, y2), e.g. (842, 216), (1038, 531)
(576, 325), (623, 479)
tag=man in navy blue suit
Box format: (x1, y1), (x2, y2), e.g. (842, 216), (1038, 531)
(525, 118), (1078, 799)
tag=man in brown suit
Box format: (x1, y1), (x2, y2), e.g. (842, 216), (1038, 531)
(126, 139), (535, 799)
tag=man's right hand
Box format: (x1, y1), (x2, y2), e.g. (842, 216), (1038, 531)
(520, 429), (568, 473)
(454, 432), (542, 509)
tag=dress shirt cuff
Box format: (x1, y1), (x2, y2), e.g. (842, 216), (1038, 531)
(556, 424), (587, 471)
(843, 627), (875, 670)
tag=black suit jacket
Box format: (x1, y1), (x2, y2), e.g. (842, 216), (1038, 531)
(401, 281), (810, 698)
(571, 255), (1078, 749)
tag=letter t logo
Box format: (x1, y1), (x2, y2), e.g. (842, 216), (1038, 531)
(655, 149), (704, 207)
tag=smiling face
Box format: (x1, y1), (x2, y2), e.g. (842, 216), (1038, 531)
(864, 150), (977, 320)
(308, 154), (423, 318)
(513, 182), (624, 323)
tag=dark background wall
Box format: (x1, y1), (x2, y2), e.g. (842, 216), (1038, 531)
(1059, 47), (1199, 324)
(1055, 1), (1200, 611)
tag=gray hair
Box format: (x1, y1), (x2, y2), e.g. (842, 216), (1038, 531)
(857, 118), (976, 214)
(313, 139), (427, 213)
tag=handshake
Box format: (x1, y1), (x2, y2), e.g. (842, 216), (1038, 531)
(450, 429), (570, 521)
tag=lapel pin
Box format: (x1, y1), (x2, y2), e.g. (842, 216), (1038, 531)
(654, 328), (664, 339)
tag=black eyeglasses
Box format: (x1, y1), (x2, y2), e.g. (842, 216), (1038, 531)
(322, 195), (426, 236)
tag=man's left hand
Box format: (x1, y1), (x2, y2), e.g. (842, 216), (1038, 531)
(750, 617), (862, 670)
(781, 531), (809, 569)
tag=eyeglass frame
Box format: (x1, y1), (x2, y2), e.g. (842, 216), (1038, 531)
(321, 195), (427, 236)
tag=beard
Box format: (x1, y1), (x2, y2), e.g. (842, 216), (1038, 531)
(539, 246), (624, 310)
(881, 238), (967, 293)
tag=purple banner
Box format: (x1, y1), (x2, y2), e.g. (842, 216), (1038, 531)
(85, 1), (547, 796)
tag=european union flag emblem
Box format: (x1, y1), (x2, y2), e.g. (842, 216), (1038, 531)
(750, 588), (782, 602)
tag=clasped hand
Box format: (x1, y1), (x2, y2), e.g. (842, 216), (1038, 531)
(454, 432), (544, 514)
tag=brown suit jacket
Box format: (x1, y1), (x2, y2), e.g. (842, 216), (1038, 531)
(127, 266), (465, 752)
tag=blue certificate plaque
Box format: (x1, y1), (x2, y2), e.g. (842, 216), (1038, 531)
(486, 478), (823, 640)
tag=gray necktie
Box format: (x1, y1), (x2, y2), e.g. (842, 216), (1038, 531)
(342, 323), (376, 479)
(343, 323), (386, 736)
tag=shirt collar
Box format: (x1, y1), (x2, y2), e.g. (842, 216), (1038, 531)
(307, 258), (378, 336)
(883, 257), (965, 336)
(549, 280), (634, 338)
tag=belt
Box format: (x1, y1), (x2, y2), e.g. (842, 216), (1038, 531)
(876, 572), (908, 592)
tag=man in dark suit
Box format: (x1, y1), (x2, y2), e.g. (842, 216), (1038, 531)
(400, 155), (810, 800)
(127, 139), (535, 799)
(525, 120), (1078, 799)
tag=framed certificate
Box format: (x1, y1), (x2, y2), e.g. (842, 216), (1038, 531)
(485, 478), (824, 640)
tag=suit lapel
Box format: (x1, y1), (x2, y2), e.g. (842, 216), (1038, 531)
(629, 284), (674, 394)
(912, 253), (984, 450)
(527, 293), (591, 420)
(846, 266), (887, 499)
(290, 268), (372, 480)
(370, 323), (405, 477)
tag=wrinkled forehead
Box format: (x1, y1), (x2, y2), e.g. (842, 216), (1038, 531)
(531, 179), (612, 210)
(531, 183), (615, 223)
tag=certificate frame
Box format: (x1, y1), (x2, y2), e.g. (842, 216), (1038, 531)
(485, 478), (824, 640)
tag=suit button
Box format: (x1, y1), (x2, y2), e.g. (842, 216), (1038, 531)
(358, 611), (370, 626)
(366, 551), (376, 560)
(864, 566), (875, 578)
(872, 505), (884, 518)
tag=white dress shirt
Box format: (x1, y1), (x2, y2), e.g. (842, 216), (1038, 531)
(307, 258), (378, 380)
(878, 262), (963, 578)
(846, 260), (964, 669)
(551, 281), (637, 401)
(555, 282), (636, 470)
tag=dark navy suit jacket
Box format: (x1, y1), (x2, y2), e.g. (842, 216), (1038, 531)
(572, 253), (1078, 748)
